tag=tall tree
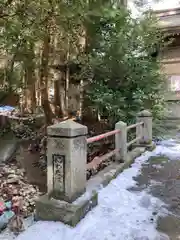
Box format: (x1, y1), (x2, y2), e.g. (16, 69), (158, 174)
(85, 6), (167, 124)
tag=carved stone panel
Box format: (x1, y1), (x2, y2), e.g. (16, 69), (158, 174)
(52, 154), (65, 192)
(48, 138), (65, 150)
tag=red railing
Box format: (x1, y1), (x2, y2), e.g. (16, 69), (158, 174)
(87, 129), (120, 144)
(86, 121), (144, 171)
(86, 129), (120, 170)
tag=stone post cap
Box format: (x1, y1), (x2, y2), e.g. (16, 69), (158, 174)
(137, 110), (152, 117)
(115, 121), (127, 127)
(47, 120), (88, 137)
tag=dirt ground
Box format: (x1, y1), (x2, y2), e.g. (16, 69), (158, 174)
(16, 141), (47, 193)
(130, 153), (180, 240)
(0, 134), (47, 193)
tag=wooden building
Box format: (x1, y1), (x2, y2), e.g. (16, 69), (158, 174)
(154, 7), (180, 118)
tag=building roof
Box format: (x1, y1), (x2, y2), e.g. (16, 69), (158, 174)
(154, 7), (180, 33)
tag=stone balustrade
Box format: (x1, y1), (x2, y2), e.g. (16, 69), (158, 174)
(35, 110), (153, 226)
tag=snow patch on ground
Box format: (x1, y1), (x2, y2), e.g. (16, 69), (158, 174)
(3, 142), (180, 240)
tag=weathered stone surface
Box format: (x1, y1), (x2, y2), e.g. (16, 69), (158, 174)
(0, 141), (18, 163)
(132, 142), (156, 151)
(47, 120), (88, 137)
(47, 121), (87, 203)
(115, 121), (127, 161)
(50, 188), (86, 203)
(137, 110), (152, 117)
(137, 110), (152, 144)
(35, 190), (98, 227)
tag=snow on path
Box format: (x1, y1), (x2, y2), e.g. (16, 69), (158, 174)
(4, 141), (180, 240)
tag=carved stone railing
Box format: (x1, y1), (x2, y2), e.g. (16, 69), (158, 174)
(35, 110), (152, 226)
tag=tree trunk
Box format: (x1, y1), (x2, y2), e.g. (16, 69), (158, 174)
(25, 84), (36, 113)
(54, 79), (65, 117)
(65, 47), (70, 113)
(5, 54), (16, 91)
(51, 39), (66, 118)
(40, 34), (54, 125)
(79, 79), (84, 117)
(24, 46), (36, 113)
(5, 39), (23, 91)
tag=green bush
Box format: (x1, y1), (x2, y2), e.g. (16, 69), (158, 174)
(86, 7), (167, 125)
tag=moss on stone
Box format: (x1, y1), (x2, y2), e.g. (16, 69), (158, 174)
(35, 190), (98, 227)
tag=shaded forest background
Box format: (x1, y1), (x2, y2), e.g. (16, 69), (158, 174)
(0, 0), (167, 127)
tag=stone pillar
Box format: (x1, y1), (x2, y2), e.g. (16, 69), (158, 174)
(136, 110), (152, 144)
(136, 117), (143, 144)
(47, 119), (87, 203)
(115, 121), (127, 161)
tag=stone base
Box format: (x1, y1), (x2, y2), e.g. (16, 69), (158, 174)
(49, 188), (86, 203)
(132, 141), (156, 151)
(35, 190), (98, 227)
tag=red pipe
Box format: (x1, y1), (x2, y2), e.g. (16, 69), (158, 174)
(87, 129), (120, 144)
